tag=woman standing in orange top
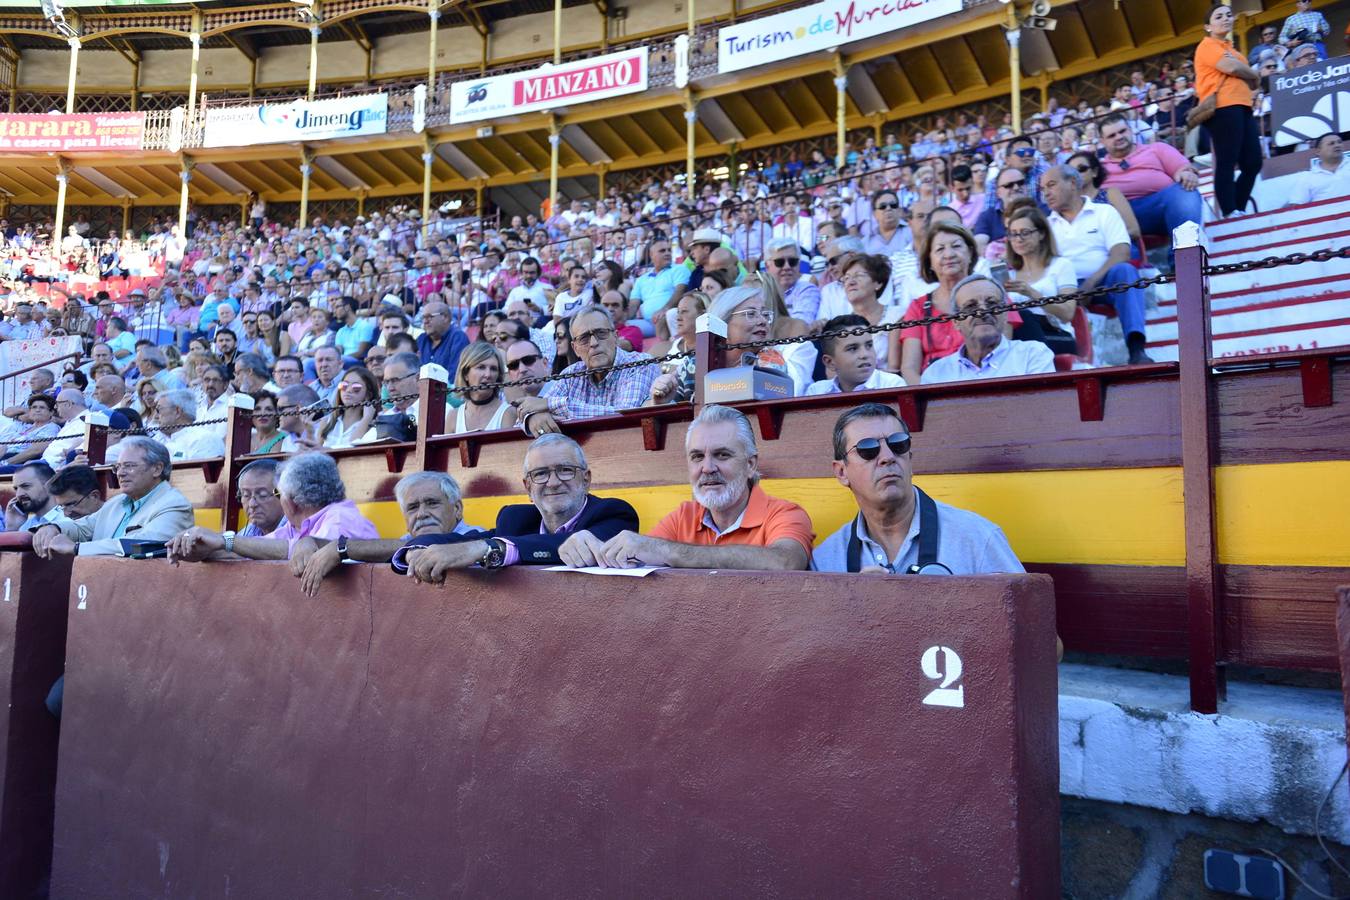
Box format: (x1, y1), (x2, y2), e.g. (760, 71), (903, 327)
(1194, 3), (1262, 217)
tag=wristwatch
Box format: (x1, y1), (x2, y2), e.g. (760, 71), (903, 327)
(336, 535), (351, 562)
(222, 531), (236, 553)
(477, 537), (507, 569)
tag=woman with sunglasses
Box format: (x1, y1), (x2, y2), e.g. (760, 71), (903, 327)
(1195, 3), (1262, 216)
(1065, 152), (1143, 248)
(452, 341), (517, 433)
(311, 367), (376, 450)
(1003, 207), (1080, 356)
(250, 392), (286, 454)
(551, 316), (579, 376)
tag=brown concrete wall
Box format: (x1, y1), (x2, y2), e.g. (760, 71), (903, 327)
(51, 561), (1059, 898)
(0, 552), (72, 900)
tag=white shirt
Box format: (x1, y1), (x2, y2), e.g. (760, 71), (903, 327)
(1285, 158), (1350, 206)
(507, 281), (552, 317)
(805, 369), (907, 395)
(42, 411), (91, 467)
(196, 392), (231, 438)
(920, 336), (1056, 383)
(1046, 198), (1131, 280)
(773, 214), (816, 254)
(1010, 256), (1080, 318)
(552, 290), (589, 320)
(157, 424), (226, 460)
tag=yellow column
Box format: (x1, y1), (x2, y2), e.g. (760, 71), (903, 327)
(684, 95), (697, 201)
(553, 0), (562, 64)
(299, 147), (313, 227)
(833, 59), (848, 170)
(1006, 7), (1022, 133)
(186, 11), (201, 138)
(427, 0), (440, 97)
(357, 189), (367, 218)
(597, 164), (607, 201)
(307, 2), (321, 101)
(53, 160), (70, 250)
(421, 133), (435, 237)
(177, 157), (193, 237)
(688, 0), (695, 37)
(130, 57), (140, 112)
(64, 35), (80, 113)
(474, 181), (484, 218)
(548, 118), (560, 219)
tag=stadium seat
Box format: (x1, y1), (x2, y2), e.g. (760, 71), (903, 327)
(1053, 306), (1095, 372)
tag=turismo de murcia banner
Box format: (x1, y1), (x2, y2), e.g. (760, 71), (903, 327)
(449, 48), (649, 125)
(202, 94), (389, 149)
(0, 113), (145, 152)
(1271, 54), (1350, 147)
(717, 0), (963, 74)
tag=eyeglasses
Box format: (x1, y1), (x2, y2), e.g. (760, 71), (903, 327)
(506, 354), (541, 371)
(571, 327), (614, 347)
(728, 307), (775, 324)
(1012, 147), (1037, 158)
(238, 489), (280, 502)
(1072, 163), (1091, 174)
(770, 257), (800, 269)
(1006, 229), (1040, 240)
(112, 461), (144, 472)
(874, 202), (900, 211)
(844, 432), (911, 462)
(999, 178), (1026, 190)
(526, 464), (584, 485)
(365, 353), (387, 364)
(383, 371), (416, 386)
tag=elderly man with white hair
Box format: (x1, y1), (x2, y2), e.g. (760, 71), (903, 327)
(765, 236), (821, 322)
(559, 405), (814, 571)
(31, 436), (193, 557)
(920, 275), (1055, 383)
(290, 471), (483, 596)
(154, 389), (227, 460)
(42, 389), (95, 468)
(166, 451), (378, 563)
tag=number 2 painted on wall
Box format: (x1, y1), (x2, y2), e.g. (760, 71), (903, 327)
(76, 584), (87, 611)
(2, 578), (10, 603)
(921, 645), (965, 708)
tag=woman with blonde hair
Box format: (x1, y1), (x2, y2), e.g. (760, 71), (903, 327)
(646, 290), (709, 404)
(452, 341), (517, 433)
(318, 366), (380, 448)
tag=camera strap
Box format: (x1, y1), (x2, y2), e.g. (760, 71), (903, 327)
(845, 487), (940, 574)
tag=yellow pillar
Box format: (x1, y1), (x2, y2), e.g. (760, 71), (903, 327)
(684, 94), (697, 201)
(299, 148), (314, 227)
(239, 195), (248, 227)
(1038, 76), (1049, 114)
(688, 0), (695, 37)
(474, 181), (484, 218)
(307, 2), (321, 101)
(123, 198), (132, 235)
(1006, 7), (1022, 134)
(427, 0), (440, 98)
(357, 190), (367, 218)
(548, 118), (560, 219)
(130, 57), (140, 112)
(186, 11), (201, 138)
(421, 133), (435, 237)
(64, 35), (80, 113)
(177, 157), (193, 237)
(833, 58), (848, 170)
(553, 0), (562, 64)
(597, 164), (607, 201)
(53, 160), (70, 250)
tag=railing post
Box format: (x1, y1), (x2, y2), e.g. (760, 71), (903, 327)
(82, 410), (109, 467)
(693, 312), (726, 412)
(1173, 222), (1223, 714)
(413, 363), (449, 472)
(219, 393), (256, 532)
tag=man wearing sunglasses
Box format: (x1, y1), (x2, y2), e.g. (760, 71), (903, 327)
(864, 189), (912, 257)
(766, 237), (820, 322)
(396, 434), (638, 581)
(1097, 114), (1201, 271)
(812, 402), (1023, 575)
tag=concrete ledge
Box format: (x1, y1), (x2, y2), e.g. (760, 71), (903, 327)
(1059, 663), (1349, 844)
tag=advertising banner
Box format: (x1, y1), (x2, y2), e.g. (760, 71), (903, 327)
(203, 94), (389, 148)
(1271, 54), (1350, 147)
(0, 113), (145, 152)
(450, 48), (648, 124)
(717, 0), (963, 74)
(0, 335), (82, 411)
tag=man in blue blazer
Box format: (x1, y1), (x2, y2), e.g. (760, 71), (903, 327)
(395, 433), (638, 582)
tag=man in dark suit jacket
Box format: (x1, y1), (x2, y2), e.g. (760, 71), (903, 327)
(395, 433), (637, 583)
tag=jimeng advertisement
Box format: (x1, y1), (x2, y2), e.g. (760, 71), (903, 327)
(1271, 54), (1350, 148)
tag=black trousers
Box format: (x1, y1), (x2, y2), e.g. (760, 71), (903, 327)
(1013, 313), (1078, 357)
(1205, 105), (1262, 216)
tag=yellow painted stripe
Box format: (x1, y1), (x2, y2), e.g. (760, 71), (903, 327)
(194, 461), (1350, 568)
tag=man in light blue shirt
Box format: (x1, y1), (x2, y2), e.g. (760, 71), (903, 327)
(921, 275), (1055, 384)
(811, 402), (1023, 575)
(332, 295), (375, 361)
(629, 238), (684, 322)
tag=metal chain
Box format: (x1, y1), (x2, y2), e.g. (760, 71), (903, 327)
(1201, 245), (1350, 277)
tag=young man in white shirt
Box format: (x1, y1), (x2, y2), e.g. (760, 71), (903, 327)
(806, 314), (908, 394)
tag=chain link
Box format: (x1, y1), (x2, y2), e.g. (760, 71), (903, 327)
(1201, 245), (1350, 277)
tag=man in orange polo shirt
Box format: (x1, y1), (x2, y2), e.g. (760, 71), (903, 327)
(558, 405), (814, 570)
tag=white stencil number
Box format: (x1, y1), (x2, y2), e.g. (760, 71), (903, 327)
(76, 584), (88, 611)
(2, 578), (10, 603)
(921, 645), (965, 709)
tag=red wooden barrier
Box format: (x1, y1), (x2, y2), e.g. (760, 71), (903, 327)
(0, 551), (73, 900)
(52, 561), (1059, 898)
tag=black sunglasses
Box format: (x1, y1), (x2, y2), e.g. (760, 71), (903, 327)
(874, 202), (900, 211)
(507, 353), (541, 371)
(844, 432), (911, 461)
(770, 257), (800, 269)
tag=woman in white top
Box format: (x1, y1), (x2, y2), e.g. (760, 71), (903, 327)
(453, 341), (517, 433)
(836, 253), (906, 369)
(1003, 206), (1081, 357)
(319, 367), (379, 449)
(295, 307), (336, 360)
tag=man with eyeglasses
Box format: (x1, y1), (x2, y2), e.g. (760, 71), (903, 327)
(42, 389), (94, 468)
(1248, 25), (1281, 64)
(234, 458), (285, 537)
(974, 167), (1035, 256)
(46, 464), (105, 521)
(415, 299), (470, 375)
(1097, 113), (1201, 270)
(811, 402), (1023, 575)
(559, 405), (812, 571)
(766, 237), (821, 323)
(920, 275), (1054, 384)
(504, 298), (556, 365)
(864, 189), (912, 257)
(514, 306), (659, 431)
(32, 436), (192, 558)
(272, 355), (305, 388)
(395, 434), (638, 581)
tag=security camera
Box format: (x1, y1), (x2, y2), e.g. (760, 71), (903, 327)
(1031, 0), (1052, 15)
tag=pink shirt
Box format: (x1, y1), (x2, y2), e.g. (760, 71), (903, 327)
(266, 499), (379, 556)
(1100, 142), (1190, 200)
